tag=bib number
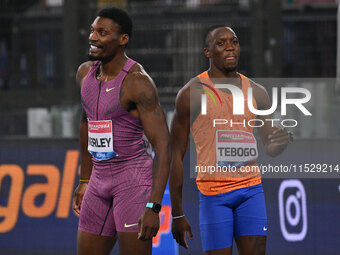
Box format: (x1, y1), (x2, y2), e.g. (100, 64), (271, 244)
(88, 120), (117, 160)
(216, 130), (258, 167)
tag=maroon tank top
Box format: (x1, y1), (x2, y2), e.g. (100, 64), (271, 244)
(81, 59), (150, 163)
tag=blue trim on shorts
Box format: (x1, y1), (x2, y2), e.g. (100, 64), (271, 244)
(199, 183), (267, 251)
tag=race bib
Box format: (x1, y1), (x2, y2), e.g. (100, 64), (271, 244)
(88, 120), (117, 160)
(216, 130), (258, 167)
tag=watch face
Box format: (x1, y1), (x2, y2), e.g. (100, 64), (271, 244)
(154, 203), (162, 213)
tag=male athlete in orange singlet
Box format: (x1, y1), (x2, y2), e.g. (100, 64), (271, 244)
(170, 26), (292, 255)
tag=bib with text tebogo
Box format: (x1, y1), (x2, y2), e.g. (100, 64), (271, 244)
(88, 120), (117, 160)
(216, 130), (258, 168)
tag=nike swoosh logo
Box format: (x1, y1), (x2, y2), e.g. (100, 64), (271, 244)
(106, 87), (115, 92)
(124, 223), (138, 228)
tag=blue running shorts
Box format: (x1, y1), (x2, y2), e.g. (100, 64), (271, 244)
(199, 183), (267, 251)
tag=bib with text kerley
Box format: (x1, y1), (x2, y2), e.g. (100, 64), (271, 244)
(88, 120), (117, 160)
(216, 130), (258, 167)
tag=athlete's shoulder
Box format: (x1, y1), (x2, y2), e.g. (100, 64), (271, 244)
(125, 62), (155, 88)
(76, 61), (96, 88)
(246, 77), (267, 93)
(245, 76), (270, 110)
(128, 61), (144, 74)
(175, 76), (202, 116)
(196, 70), (209, 79)
(176, 76), (201, 100)
(122, 62), (158, 103)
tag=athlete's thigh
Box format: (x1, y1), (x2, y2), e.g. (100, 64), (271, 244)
(199, 191), (234, 253)
(205, 247), (232, 255)
(235, 235), (266, 255)
(234, 184), (267, 255)
(77, 230), (116, 255)
(112, 184), (151, 254)
(113, 184), (151, 233)
(118, 232), (152, 255)
(77, 186), (116, 255)
(78, 185), (116, 237)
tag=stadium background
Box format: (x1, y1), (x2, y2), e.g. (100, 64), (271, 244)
(0, 0), (340, 254)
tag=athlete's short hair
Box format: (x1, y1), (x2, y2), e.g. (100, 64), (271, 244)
(97, 7), (133, 38)
(204, 25), (227, 47)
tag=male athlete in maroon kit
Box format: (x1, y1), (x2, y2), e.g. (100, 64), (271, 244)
(72, 8), (170, 255)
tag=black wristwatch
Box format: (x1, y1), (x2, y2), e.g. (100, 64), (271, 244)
(146, 202), (162, 213)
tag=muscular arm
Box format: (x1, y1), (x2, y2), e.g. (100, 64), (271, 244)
(169, 88), (190, 217)
(76, 62), (94, 181)
(169, 84), (196, 249)
(252, 82), (290, 157)
(124, 72), (170, 203)
(79, 109), (92, 181)
(73, 61), (93, 216)
(122, 71), (170, 240)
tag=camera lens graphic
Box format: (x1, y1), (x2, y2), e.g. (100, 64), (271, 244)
(285, 191), (301, 227)
(279, 180), (308, 242)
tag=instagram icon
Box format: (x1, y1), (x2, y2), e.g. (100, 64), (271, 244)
(278, 180), (308, 242)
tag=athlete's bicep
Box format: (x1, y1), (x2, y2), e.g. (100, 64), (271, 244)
(170, 89), (191, 158)
(76, 61), (93, 88)
(79, 109), (88, 145)
(130, 73), (169, 149)
(80, 107), (87, 123)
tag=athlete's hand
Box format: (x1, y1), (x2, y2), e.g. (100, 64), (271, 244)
(171, 217), (193, 249)
(72, 183), (88, 217)
(138, 208), (160, 241)
(268, 126), (291, 146)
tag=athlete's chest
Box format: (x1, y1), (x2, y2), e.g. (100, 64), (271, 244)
(205, 91), (257, 119)
(81, 80), (123, 120)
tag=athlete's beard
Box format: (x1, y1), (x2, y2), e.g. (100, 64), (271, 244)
(223, 65), (237, 73)
(87, 53), (114, 63)
(87, 54), (101, 61)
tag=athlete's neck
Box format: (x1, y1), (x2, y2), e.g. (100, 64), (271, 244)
(208, 66), (238, 78)
(100, 52), (128, 78)
(207, 66), (241, 89)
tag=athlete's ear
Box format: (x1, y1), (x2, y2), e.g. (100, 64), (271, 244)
(120, 34), (129, 46)
(204, 48), (210, 58)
